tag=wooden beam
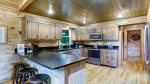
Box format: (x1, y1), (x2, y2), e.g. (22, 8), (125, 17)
(18, 0), (34, 12)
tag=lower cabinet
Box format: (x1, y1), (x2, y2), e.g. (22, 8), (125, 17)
(83, 48), (88, 57)
(100, 49), (118, 67)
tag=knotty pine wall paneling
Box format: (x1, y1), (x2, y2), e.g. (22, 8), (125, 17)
(0, 8), (23, 83)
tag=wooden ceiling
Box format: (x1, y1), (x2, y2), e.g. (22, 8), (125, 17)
(23, 0), (150, 25)
(0, 0), (19, 9)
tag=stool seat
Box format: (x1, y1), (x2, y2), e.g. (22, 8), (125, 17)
(14, 63), (29, 68)
(29, 74), (50, 84)
(20, 68), (38, 74)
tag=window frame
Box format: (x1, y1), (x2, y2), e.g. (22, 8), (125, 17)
(0, 26), (7, 44)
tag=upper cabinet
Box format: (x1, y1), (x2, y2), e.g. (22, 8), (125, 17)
(71, 28), (76, 41)
(26, 19), (39, 40)
(103, 26), (119, 40)
(75, 28), (81, 40)
(55, 25), (62, 40)
(80, 28), (90, 40)
(22, 16), (63, 41)
(72, 25), (119, 41)
(47, 23), (56, 40)
(39, 22), (48, 40)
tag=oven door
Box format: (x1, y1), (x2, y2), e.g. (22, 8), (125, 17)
(87, 49), (100, 65)
(88, 49), (100, 59)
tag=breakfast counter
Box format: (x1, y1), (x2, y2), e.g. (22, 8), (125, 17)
(17, 50), (87, 84)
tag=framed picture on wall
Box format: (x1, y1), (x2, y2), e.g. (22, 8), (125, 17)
(0, 26), (7, 44)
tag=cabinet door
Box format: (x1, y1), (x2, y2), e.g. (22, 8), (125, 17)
(75, 29), (80, 40)
(80, 29), (90, 40)
(71, 29), (76, 41)
(103, 26), (119, 40)
(90, 28), (97, 33)
(27, 20), (39, 39)
(111, 26), (119, 40)
(103, 27), (109, 40)
(97, 27), (103, 33)
(39, 22), (48, 40)
(109, 50), (118, 67)
(47, 24), (56, 40)
(100, 49), (105, 64)
(55, 25), (62, 40)
(83, 48), (88, 57)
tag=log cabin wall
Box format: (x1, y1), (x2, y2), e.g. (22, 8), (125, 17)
(0, 8), (78, 83)
(0, 7), (23, 83)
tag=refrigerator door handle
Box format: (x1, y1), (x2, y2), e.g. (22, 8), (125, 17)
(144, 26), (149, 64)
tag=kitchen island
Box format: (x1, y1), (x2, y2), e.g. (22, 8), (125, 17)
(17, 50), (87, 84)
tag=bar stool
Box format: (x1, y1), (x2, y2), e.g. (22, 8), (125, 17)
(20, 67), (38, 84)
(29, 74), (50, 84)
(12, 63), (29, 84)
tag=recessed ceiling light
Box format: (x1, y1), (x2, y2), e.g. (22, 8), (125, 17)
(82, 17), (87, 24)
(48, 4), (54, 15)
(118, 13), (123, 18)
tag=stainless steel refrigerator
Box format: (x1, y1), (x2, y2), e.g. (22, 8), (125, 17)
(144, 25), (150, 64)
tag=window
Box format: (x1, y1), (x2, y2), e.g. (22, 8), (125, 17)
(0, 26), (7, 43)
(61, 30), (70, 44)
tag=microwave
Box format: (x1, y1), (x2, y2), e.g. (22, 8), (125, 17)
(90, 33), (103, 40)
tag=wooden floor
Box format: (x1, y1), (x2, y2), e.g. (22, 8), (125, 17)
(87, 60), (149, 84)
(4, 60), (149, 84)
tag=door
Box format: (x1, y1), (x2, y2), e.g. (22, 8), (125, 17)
(123, 23), (145, 62)
(127, 30), (141, 57)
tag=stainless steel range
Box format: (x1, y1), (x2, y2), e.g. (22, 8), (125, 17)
(87, 49), (100, 65)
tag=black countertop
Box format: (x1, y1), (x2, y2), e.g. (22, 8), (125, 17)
(17, 50), (87, 69)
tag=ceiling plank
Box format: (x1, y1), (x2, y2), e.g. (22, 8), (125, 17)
(23, 0), (150, 25)
(18, 0), (34, 12)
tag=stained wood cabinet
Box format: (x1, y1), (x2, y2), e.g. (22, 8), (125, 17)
(47, 24), (56, 40)
(26, 20), (39, 40)
(100, 49), (118, 67)
(83, 48), (88, 57)
(71, 28), (76, 41)
(55, 25), (62, 40)
(80, 28), (90, 40)
(72, 26), (119, 41)
(103, 26), (119, 40)
(22, 16), (63, 41)
(75, 29), (81, 40)
(39, 22), (48, 40)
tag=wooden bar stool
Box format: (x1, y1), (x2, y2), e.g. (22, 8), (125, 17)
(12, 63), (29, 84)
(29, 74), (50, 84)
(20, 67), (38, 84)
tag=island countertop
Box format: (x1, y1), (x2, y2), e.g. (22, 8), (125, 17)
(17, 50), (87, 69)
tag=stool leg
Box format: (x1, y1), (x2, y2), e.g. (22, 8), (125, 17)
(12, 67), (17, 84)
(19, 75), (22, 84)
(15, 68), (19, 84)
(21, 74), (25, 84)
(45, 81), (48, 84)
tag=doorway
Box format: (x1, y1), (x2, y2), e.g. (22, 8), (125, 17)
(122, 23), (145, 63)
